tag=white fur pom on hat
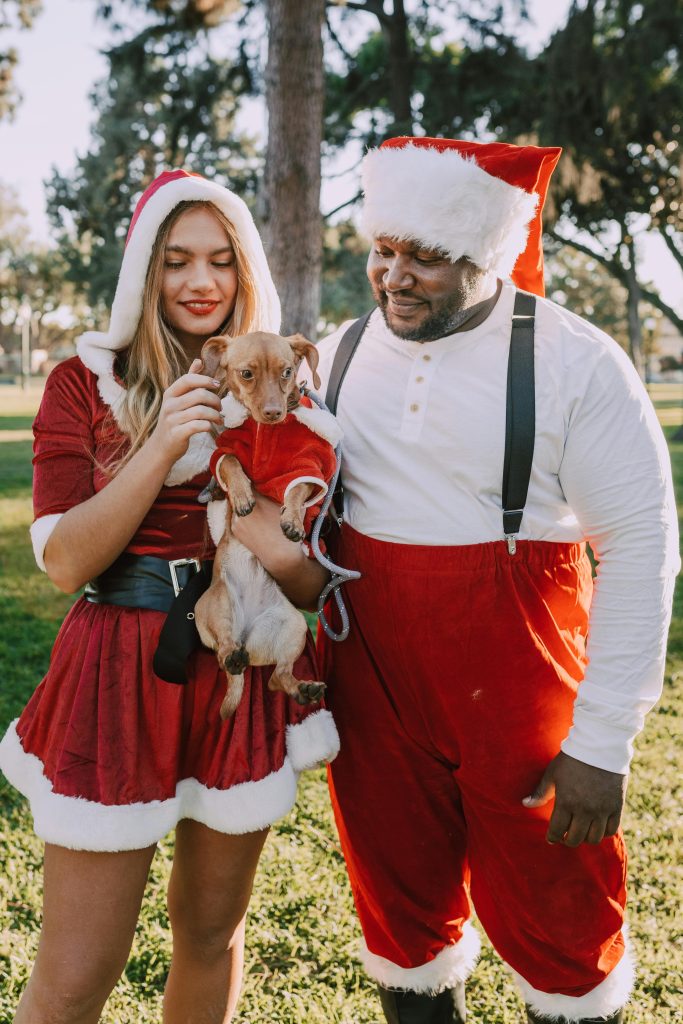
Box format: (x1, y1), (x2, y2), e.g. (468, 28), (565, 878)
(77, 169), (281, 387)
(360, 137), (562, 296)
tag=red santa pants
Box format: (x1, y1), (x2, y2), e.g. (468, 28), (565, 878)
(320, 527), (631, 1018)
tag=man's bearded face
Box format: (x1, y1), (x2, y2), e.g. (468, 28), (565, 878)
(367, 237), (489, 342)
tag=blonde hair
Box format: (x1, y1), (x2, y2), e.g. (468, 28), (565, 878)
(113, 200), (259, 464)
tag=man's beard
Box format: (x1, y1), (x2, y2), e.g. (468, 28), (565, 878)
(377, 280), (484, 342)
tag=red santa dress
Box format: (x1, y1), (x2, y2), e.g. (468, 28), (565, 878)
(0, 357), (340, 852)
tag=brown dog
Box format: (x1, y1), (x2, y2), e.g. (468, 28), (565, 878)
(194, 331), (339, 719)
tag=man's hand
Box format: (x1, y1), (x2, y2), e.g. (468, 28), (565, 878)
(523, 751), (627, 847)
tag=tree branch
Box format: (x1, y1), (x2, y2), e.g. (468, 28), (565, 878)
(659, 227), (683, 273)
(550, 229), (626, 284)
(323, 190), (363, 219)
(326, 0), (390, 26)
(639, 287), (683, 335)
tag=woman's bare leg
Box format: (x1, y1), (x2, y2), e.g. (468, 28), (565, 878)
(14, 843), (156, 1024)
(163, 820), (268, 1024)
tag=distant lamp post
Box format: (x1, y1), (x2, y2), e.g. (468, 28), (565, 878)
(18, 301), (31, 392)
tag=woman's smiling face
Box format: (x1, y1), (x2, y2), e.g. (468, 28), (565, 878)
(161, 205), (239, 357)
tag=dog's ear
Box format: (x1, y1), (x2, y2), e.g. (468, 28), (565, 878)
(287, 333), (321, 391)
(199, 335), (232, 381)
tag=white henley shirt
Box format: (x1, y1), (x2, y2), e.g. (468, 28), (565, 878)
(312, 280), (680, 774)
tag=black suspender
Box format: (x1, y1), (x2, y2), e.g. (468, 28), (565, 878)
(325, 309), (374, 415)
(325, 292), (536, 551)
(502, 290), (536, 553)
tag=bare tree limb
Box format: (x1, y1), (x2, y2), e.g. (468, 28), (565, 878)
(550, 230), (626, 283)
(639, 287), (683, 335)
(659, 226), (683, 273)
(326, 0), (390, 26)
(323, 190), (363, 219)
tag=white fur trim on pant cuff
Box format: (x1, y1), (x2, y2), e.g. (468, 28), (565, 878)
(360, 921), (480, 994)
(512, 935), (635, 1021)
(286, 709), (340, 771)
(0, 720), (298, 852)
(283, 476), (328, 508)
(30, 513), (64, 572)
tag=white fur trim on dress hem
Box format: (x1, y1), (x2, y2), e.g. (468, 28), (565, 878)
(286, 709), (340, 771)
(512, 933), (635, 1021)
(0, 720), (303, 852)
(30, 513), (64, 572)
(360, 921), (480, 994)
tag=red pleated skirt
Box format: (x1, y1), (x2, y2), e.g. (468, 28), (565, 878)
(0, 597), (339, 851)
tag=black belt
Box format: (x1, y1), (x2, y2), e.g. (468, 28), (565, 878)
(85, 553), (213, 685)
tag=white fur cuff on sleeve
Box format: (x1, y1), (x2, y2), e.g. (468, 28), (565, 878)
(30, 514), (64, 572)
(283, 476), (328, 507)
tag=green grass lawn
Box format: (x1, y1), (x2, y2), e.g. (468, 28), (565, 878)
(0, 383), (681, 1023)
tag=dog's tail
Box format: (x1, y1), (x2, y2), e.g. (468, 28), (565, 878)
(220, 673), (245, 720)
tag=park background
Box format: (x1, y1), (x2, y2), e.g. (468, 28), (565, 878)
(0, 0), (681, 1020)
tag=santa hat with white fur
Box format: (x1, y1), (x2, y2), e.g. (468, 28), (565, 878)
(360, 137), (562, 296)
(77, 169), (281, 421)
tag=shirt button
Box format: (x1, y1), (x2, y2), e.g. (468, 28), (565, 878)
(423, 354), (431, 361)
(415, 376), (424, 383)
(410, 403), (419, 412)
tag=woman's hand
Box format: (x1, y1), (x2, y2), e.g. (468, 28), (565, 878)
(231, 493), (329, 610)
(147, 359), (223, 464)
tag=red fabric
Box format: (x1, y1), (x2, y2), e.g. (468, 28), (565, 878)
(23, 356), (324, 809)
(210, 397), (337, 535)
(125, 169), (204, 246)
(17, 598), (320, 804)
(33, 358), (212, 560)
(320, 526), (627, 997)
(380, 137), (562, 297)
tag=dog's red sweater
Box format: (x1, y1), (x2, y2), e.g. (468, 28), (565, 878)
(209, 396), (337, 535)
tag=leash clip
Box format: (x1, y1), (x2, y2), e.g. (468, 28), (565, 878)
(169, 557), (201, 597)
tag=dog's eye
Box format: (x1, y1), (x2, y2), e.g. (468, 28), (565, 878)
(240, 369), (254, 380)
(281, 367), (293, 380)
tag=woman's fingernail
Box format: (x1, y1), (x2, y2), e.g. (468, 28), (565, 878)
(212, 379), (221, 388)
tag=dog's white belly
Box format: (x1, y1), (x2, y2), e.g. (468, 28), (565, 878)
(221, 540), (307, 666)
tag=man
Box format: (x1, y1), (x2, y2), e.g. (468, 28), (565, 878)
(314, 138), (679, 1024)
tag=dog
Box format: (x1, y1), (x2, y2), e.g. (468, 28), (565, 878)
(194, 331), (342, 719)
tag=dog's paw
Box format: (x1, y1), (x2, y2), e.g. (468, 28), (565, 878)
(232, 496), (256, 517)
(280, 519), (306, 542)
(294, 681), (326, 705)
(224, 644), (250, 674)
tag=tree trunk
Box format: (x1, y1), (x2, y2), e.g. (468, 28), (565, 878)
(263, 0), (325, 340)
(383, 0), (413, 134)
(623, 240), (645, 380)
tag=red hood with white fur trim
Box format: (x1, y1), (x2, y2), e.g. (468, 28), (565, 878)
(75, 171), (282, 488)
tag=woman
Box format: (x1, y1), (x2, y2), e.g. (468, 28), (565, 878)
(0, 169), (339, 1024)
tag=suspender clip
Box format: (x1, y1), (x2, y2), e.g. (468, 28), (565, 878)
(505, 534), (517, 555)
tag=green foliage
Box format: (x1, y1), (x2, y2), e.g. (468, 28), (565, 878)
(46, 11), (260, 312)
(321, 221), (374, 327)
(0, 184), (90, 358)
(0, 0), (42, 119)
(546, 246), (662, 358)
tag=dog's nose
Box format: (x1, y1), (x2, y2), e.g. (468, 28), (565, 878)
(262, 406), (284, 422)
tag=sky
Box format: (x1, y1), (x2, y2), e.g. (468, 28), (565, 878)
(0, 0), (681, 310)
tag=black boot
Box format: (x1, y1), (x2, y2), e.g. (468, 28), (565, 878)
(526, 1008), (624, 1023)
(378, 983), (466, 1024)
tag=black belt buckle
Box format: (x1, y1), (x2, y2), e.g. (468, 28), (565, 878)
(168, 557), (201, 597)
